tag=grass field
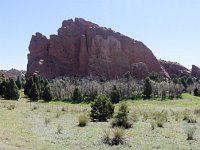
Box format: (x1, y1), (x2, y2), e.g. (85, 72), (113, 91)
(0, 92), (200, 149)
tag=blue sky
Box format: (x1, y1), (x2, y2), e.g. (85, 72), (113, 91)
(0, 0), (200, 70)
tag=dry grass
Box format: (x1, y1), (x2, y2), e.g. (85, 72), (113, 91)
(1, 93), (200, 149)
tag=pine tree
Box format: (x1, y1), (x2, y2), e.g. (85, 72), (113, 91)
(16, 76), (22, 90)
(112, 101), (131, 129)
(194, 88), (199, 96)
(72, 87), (82, 103)
(143, 77), (152, 99)
(29, 83), (40, 101)
(110, 85), (120, 103)
(24, 77), (33, 96)
(90, 95), (114, 122)
(42, 84), (53, 102)
(0, 80), (7, 97)
(4, 79), (19, 100)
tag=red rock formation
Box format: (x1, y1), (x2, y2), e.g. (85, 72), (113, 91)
(27, 18), (163, 79)
(0, 69), (26, 79)
(159, 60), (191, 77)
(192, 65), (200, 78)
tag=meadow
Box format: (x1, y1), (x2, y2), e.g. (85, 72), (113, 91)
(1, 92), (200, 149)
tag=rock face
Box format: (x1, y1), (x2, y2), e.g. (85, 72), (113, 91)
(0, 69), (26, 79)
(192, 65), (200, 78)
(27, 18), (163, 79)
(159, 60), (191, 77)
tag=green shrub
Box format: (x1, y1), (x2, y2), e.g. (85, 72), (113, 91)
(4, 79), (19, 100)
(78, 114), (89, 127)
(90, 95), (114, 122)
(42, 85), (53, 102)
(29, 83), (40, 101)
(110, 85), (120, 103)
(111, 101), (132, 129)
(72, 87), (82, 103)
(143, 77), (152, 99)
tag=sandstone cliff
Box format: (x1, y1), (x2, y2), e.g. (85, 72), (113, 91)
(27, 18), (162, 79)
(191, 65), (200, 78)
(159, 60), (191, 77)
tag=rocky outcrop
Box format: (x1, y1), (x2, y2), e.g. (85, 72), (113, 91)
(27, 18), (163, 79)
(192, 65), (200, 78)
(0, 69), (26, 79)
(159, 60), (191, 77)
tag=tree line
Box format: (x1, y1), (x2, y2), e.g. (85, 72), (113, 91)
(1, 73), (200, 103)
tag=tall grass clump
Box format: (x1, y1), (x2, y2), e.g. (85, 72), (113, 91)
(7, 104), (15, 110)
(186, 127), (196, 140)
(78, 114), (89, 127)
(102, 127), (126, 146)
(152, 110), (168, 128)
(44, 117), (51, 127)
(56, 125), (63, 134)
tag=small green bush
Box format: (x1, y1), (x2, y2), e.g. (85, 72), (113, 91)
(78, 114), (89, 127)
(90, 95), (114, 122)
(42, 85), (53, 102)
(72, 87), (82, 103)
(110, 85), (120, 103)
(111, 101), (132, 129)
